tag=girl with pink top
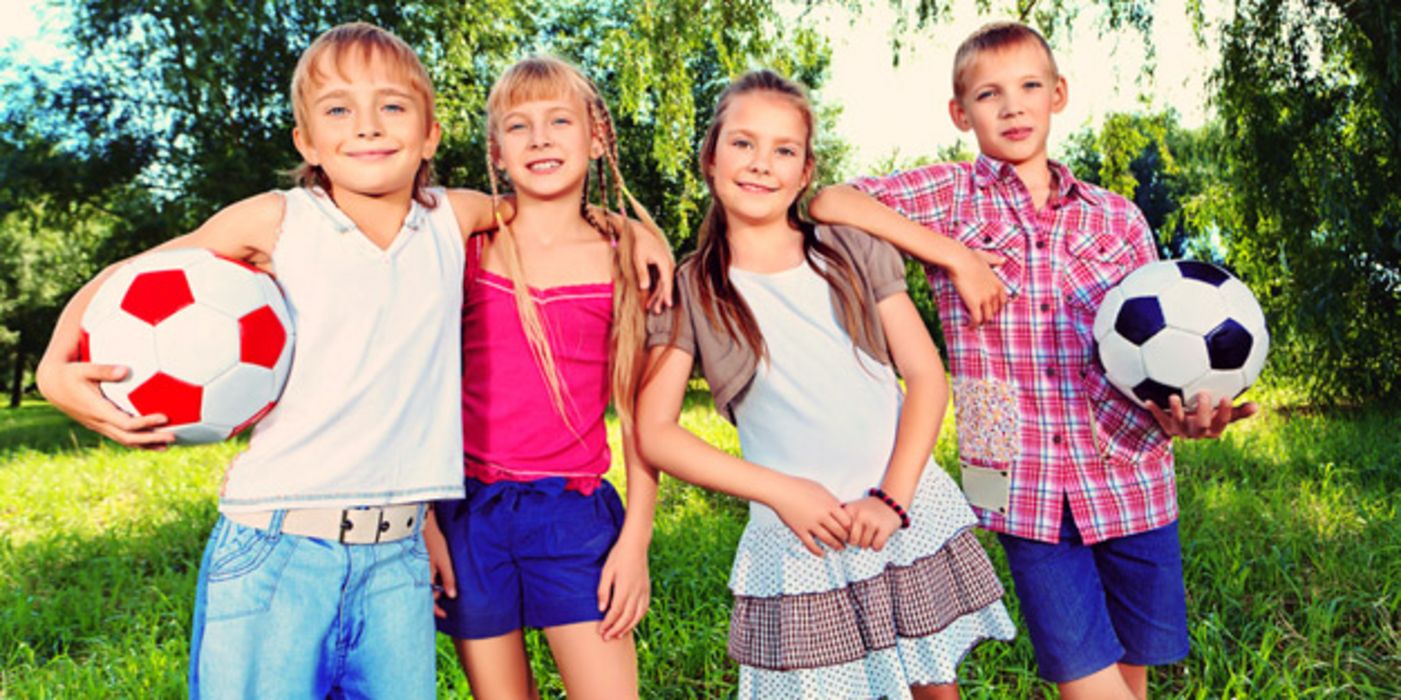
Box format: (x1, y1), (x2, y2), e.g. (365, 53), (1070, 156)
(421, 56), (667, 700)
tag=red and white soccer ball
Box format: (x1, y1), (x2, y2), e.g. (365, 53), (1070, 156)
(79, 248), (294, 444)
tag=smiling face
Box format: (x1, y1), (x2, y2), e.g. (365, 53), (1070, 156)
(949, 38), (1067, 168)
(491, 92), (601, 202)
(706, 91), (813, 229)
(292, 51), (440, 201)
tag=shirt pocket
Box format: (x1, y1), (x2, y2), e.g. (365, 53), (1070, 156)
(1062, 229), (1135, 313)
(953, 219), (1025, 298)
(1079, 364), (1172, 468)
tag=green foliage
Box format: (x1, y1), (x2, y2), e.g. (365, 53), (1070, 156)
(3, 398), (1399, 696)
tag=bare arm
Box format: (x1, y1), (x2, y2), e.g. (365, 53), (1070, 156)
(636, 346), (851, 555)
(596, 421), (659, 640)
(35, 192), (284, 446)
(445, 188), (511, 236)
(810, 185), (1008, 326)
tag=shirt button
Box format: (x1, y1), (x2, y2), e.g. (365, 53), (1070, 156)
(1035, 240), (1048, 249)
(1052, 434), (1063, 445)
(1040, 302), (1051, 312)
(1046, 367), (1056, 377)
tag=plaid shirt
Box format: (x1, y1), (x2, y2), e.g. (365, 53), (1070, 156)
(853, 155), (1175, 545)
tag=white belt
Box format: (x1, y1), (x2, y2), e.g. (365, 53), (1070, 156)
(226, 504), (422, 544)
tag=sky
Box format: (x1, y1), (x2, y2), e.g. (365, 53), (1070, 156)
(0, 0), (1222, 170)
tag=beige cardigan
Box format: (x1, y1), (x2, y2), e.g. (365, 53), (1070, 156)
(645, 224), (909, 424)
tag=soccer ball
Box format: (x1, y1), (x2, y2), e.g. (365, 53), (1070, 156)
(1093, 260), (1268, 410)
(79, 248), (294, 444)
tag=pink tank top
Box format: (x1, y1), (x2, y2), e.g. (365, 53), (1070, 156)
(460, 236), (614, 493)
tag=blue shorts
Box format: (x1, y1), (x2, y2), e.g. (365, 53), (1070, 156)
(997, 501), (1189, 683)
(434, 477), (624, 640)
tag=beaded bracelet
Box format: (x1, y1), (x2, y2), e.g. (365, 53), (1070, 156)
(868, 487), (911, 529)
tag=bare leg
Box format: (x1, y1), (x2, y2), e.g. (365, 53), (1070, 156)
(542, 620), (639, 700)
(1058, 664), (1136, 700)
(911, 682), (960, 699)
(453, 631), (540, 700)
(1118, 663), (1148, 700)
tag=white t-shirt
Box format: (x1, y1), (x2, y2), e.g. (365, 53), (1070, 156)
(729, 261), (903, 528)
(219, 187), (465, 512)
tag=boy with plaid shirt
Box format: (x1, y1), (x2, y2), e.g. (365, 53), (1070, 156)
(810, 21), (1256, 700)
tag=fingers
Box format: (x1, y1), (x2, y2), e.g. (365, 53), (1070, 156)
(600, 586), (649, 640)
(974, 250), (1006, 266)
(597, 566), (614, 613)
(871, 525), (894, 552)
(652, 268), (674, 311)
(1231, 401), (1260, 423)
(796, 530), (824, 557)
(82, 363), (130, 382)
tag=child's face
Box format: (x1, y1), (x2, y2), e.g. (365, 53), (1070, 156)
(493, 93), (602, 202)
(293, 52), (440, 200)
(949, 40), (1067, 168)
(708, 92), (812, 228)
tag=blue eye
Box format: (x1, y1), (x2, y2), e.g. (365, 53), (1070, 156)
(506, 123), (526, 132)
(326, 106), (349, 116)
(976, 90), (994, 101)
(778, 147), (798, 157)
(552, 117), (571, 126)
(383, 103), (407, 113)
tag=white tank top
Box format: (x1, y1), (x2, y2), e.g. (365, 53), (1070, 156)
(728, 262), (904, 529)
(219, 187), (465, 512)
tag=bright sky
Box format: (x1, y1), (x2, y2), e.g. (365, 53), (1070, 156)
(0, 0), (1221, 170)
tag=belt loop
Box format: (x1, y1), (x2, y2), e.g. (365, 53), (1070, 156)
(267, 509), (287, 540)
(414, 503), (426, 536)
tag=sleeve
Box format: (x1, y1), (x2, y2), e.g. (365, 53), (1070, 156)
(830, 225), (908, 302)
(645, 269), (698, 357)
(849, 163), (956, 229)
(1125, 205), (1161, 269)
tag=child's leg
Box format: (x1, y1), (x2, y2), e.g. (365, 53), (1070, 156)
(911, 682), (960, 699)
(1057, 666), (1136, 700)
(454, 632), (540, 700)
(1118, 663), (1148, 700)
(542, 621), (638, 700)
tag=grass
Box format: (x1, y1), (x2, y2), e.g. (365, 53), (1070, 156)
(1, 388), (1398, 698)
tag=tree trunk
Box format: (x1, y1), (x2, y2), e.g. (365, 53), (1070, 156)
(10, 337), (22, 409)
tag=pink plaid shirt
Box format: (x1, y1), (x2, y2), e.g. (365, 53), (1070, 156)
(853, 155), (1175, 545)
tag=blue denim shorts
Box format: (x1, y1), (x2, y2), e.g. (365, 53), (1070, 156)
(189, 508), (435, 699)
(434, 477), (624, 640)
(997, 502), (1189, 683)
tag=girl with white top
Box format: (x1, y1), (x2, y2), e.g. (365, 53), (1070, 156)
(637, 70), (1016, 699)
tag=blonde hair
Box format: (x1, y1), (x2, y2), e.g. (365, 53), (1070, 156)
(484, 56), (666, 435)
(290, 22), (438, 207)
(952, 21), (1059, 100)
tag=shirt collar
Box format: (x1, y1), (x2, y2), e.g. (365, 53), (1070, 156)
(306, 186), (426, 234)
(973, 154), (1104, 207)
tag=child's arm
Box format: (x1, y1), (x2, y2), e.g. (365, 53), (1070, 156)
(35, 193), (284, 447)
(422, 506), (456, 619)
(636, 346), (852, 557)
(810, 184), (1008, 326)
(843, 291), (949, 550)
(596, 425), (659, 641)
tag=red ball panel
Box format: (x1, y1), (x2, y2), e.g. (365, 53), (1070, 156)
(127, 372), (203, 425)
(239, 306), (288, 368)
(78, 329), (91, 362)
(121, 270), (195, 325)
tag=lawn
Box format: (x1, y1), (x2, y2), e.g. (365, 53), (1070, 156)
(1, 389), (1397, 698)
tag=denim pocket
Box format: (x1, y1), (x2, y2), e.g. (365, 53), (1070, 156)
(204, 519), (297, 621)
(394, 532), (432, 590)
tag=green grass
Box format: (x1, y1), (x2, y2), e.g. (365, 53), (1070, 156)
(1, 391), (1398, 698)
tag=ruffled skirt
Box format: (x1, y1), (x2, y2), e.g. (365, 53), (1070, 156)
(728, 466), (1017, 699)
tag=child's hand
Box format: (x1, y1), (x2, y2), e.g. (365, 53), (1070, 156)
(632, 226), (675, 313)
(37, 361), (174, 448)
(769, 476), (852, 557)
(596, 539), (650, 641)
(842, 496), (903, 551)
(949, 247), (1008, 327)
(1149, 392), (1259, 439)
(422, 510), (456, 619)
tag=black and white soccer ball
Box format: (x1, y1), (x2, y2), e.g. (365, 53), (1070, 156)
(1093, 260), (1268, 410)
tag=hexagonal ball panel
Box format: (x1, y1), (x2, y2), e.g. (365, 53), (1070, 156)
(1093, 287), (1125, 343)
(81, 264), (137, 331)
(185, 257), (268, 318)
(1183, 369), (1247, 410)
(1219, 276), (1267, 336)
(1098, 332), (1148, 393)
(1115, 297), (1166, 346)
(165, 422), (233, 444)
(127, 372), (203, 425)
(154, 305), (239, 384)
(1158, 279), (1226, 335)
(1116, 261), (1182, 300)
(202, 364), (276, 428)
(126, 247), (212, 274)
(1141, 327), (1211, 388)
(1242, 324), (1270, 386)
(87, 312), (161, 416)
(121, 270), (195, 325)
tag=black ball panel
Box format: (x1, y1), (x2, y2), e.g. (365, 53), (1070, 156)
(1176, 260), (1231, 287)
(1115, 297), (1166, 346)
(1205, 318), (1253, 370)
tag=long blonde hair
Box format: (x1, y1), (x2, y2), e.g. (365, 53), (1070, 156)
(484, 56), (666, 435)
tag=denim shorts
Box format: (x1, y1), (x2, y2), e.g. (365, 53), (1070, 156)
(434, 477), (624, 640)
(188, 508), (435, 699)
(997, 501), (1189, 683)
